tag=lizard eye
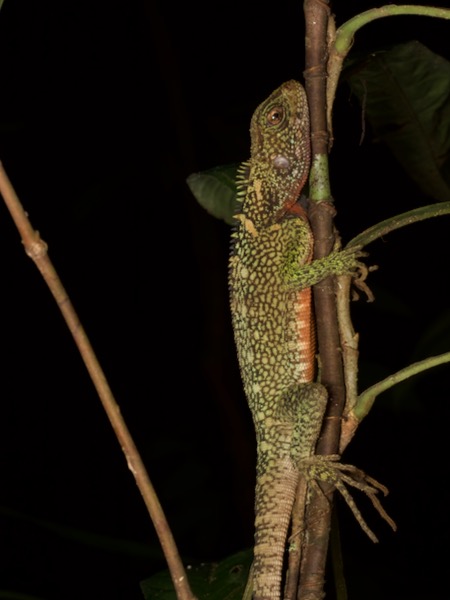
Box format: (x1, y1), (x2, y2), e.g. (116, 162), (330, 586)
(266, 106), (284, 126)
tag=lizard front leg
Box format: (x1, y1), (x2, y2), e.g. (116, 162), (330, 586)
(282, 221), (368, 292)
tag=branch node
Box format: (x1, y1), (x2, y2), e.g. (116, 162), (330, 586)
(24, 233), (48, 259)
(310, 130), (329, 145)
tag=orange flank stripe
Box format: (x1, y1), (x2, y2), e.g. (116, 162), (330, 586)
(295, 286), (315, 383)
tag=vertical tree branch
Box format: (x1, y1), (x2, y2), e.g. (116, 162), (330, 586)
(300, 0), (347, 598)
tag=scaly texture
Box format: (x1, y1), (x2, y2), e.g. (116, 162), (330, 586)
(228, 81), (384, 600)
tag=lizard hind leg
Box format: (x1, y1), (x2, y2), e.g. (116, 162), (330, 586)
(304, 457), (397, 542)
(250, 384), (328, 600)
(278, 381), (330, 465)
(280, 383), (397, 543)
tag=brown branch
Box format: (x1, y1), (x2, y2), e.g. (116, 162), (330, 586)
(304, 0), (330, 156)
(300, 0), (348, 598)
(285, 477), (308, 599)
(0, 161), (196, 600)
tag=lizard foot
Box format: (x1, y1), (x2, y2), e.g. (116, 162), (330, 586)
(300, 454), (397, 543)
(339, 245), (378, 302)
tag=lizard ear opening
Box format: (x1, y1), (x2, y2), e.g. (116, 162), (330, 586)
(272, 155), (291, 170)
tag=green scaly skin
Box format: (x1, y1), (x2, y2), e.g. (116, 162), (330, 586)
(228, 81), (367, 600)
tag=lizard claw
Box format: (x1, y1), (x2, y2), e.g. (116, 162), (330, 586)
(340, 245), (377, 302)
(300, 455), (397, 543)
(351, 263), (378, 302)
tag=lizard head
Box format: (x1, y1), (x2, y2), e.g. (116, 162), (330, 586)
(245, 80), (311, 225)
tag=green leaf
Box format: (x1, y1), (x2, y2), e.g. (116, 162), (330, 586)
(186, 163), (239, 225)
(345, 41), (450, 202)
(140, 549), (252, 600)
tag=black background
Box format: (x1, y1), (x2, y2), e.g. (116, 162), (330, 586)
(0, 1), (449, 599)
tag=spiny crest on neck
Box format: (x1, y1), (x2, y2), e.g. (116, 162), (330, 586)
(234, 80), (310, 228)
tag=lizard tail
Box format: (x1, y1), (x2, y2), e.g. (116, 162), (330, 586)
(252, 456), (299, 600)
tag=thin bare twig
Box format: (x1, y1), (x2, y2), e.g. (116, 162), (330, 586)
(0, 161), (196, 600)
(285, 477), (308, 599)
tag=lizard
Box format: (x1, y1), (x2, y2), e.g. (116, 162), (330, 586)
(228, 80), (394, 600)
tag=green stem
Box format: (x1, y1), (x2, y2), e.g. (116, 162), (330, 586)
(335, 5), (450, 55)
(346, 201), (450, 249)
(354, 352), (450, 421)
(309, 153), (331, 202)
(327, 5), (450, 134)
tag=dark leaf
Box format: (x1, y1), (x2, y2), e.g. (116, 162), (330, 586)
(345, 41), (450, 202)
(186, 163), (239, 225)
(140, 549), (252, 600)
